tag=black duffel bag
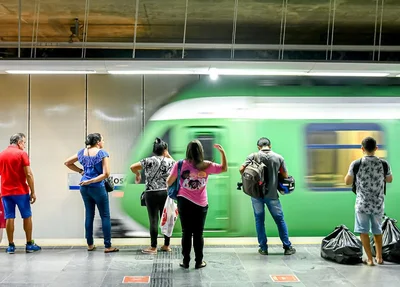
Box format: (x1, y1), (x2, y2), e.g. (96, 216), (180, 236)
(371, 217), (400, 263)
(321, 225), (363, 264)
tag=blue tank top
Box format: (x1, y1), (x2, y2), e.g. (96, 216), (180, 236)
(77, 148), (109, 187)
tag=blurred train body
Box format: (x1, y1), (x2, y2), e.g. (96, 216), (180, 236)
(120, 79), (400, 238)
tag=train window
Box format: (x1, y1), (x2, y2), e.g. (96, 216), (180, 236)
(306, 123), (386, 191)
(196, 134), (214, 161)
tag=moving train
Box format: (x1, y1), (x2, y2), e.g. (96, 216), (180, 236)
(120, 78), (400, 237)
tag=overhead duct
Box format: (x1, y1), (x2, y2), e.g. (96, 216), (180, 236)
(2, 42), (400, 52)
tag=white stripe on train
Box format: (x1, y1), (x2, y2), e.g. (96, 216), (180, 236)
(150, 97), (400, 121)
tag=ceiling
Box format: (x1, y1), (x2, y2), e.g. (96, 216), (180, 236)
(1, 0), (400, 47)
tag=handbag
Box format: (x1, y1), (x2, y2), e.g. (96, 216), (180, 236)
(141, 157), (165, 206)
(103, 177), (114, 193)
(90, 148), (114, 192)
(167, 160), (183, 200)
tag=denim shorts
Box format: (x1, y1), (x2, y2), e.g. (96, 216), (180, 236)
(1, 194), (32, 219)
(354, 212), (382, 235)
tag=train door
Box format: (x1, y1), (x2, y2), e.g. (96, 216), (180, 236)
(186, 126), (230, 231)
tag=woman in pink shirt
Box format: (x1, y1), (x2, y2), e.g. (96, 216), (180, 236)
(167, 140), (227, 269)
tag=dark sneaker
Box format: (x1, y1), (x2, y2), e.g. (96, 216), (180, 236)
(6, 245), (15, 254)
(258, 248), (268, 255)
(26, 243), (41, 253)
(284, 246), (296, 255)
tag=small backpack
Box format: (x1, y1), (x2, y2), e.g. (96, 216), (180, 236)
(241, 153), (266, 198)
(352, 158), (389, 195)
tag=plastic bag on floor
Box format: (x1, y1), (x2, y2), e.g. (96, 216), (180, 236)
(321, 225), (363, 264)
(160, 197), (178, 238)
(371, 217), (400, 263)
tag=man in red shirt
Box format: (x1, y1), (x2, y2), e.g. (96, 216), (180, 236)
(0, 133), (41, 254)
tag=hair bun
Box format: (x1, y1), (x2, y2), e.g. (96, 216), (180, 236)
(155, 137), (161, 144)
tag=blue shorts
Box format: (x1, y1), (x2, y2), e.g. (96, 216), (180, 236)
(354, 212), (382, 235)
(1, 194), (32, 219)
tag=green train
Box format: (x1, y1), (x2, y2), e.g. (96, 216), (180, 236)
(121, 78), (400, 237)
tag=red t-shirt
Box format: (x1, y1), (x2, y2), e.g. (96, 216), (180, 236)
(0, 145), (30, 197)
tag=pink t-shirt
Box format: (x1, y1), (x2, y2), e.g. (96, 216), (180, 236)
(170, 160), (223, 207)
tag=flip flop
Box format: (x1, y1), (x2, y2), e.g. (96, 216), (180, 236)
(195, 261), (207, 269)
(104, 247), (119, 253)
(363, 259), (374, 266)
(142, 248), (157, 255)
(160, 246), (172, 252)
(375, 258), (384, 265)
(88, 246), (96, 251)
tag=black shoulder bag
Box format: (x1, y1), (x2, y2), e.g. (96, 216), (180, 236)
(140, 157), (165, 206)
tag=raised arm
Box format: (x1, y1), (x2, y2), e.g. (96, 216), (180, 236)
(214, 144), (227, 172)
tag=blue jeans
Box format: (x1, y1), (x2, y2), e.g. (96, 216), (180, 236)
(251, 197), (291, 250)
(80, 186), (112, 248)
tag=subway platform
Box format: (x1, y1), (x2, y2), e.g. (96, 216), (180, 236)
(0, 237), (399, 287)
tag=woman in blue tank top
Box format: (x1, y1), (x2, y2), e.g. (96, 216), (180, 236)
(65, 133), (119, 253)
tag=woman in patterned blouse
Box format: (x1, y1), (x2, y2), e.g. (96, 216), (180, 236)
(130, 138), (175, 254)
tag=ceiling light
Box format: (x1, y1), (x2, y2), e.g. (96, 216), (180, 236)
(307, 72), (389, 77)
(216, 69), (306, 76)
(108, 70), (200, 75)
(209, 68), (219, 81)
(5, 70), (96, 74)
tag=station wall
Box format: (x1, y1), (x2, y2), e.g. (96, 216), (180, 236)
(0, 74), (198, 239)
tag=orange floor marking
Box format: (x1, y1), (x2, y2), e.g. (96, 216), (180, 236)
(112, 191), (124, 198)
(270, 274), (300, 282)
(122, 276), (150, 283)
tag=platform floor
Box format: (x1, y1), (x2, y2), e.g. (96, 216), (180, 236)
(0, 243), (399, 287)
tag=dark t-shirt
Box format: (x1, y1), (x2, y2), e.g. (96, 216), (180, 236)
(242, 148), (287, 199)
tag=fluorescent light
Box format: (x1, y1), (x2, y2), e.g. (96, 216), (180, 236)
(108, 70), (200, 75)
(307, 72), (389, 77)
(215, 69), (306, 76)
(6, 70), (96, 74)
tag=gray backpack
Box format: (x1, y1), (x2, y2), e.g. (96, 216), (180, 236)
(241, 153), (267, 198)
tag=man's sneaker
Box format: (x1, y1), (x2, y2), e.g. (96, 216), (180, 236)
(26, 243), (41, 253)
(258, 248), (268, 255)
(6, 245), (15, 254)
(284, 246), (296, 255)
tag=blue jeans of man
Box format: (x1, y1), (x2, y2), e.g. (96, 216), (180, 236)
(251, 197), (291, 251)
(80, 185), (112, 248)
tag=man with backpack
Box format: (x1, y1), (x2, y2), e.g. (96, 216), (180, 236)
(345, 136), (392, 266)
(239, 137), (296, 256)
